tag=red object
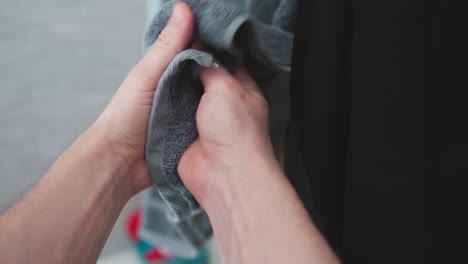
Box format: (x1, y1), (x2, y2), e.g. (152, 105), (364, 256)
(125, 208), (176, 262)
(145, 248), (167, 262)
(126, 209), (142, 242)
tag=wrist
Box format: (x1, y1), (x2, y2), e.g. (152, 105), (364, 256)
(92, 119), (152, 195)
(43, 121), (136, 200)
(201, 153), (285, 218)
(88, 121), (138, 196)
(200, 154), (305, 262)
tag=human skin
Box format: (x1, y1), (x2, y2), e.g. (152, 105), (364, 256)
(0, 3), (339, 264)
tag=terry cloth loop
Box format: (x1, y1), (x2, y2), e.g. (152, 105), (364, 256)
(143, 0), (295, 257)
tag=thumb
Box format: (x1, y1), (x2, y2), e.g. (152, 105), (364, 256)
(125, 2), (194, 91)
(177, 139), (208, 198)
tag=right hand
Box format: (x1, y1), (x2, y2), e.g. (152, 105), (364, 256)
(177, 64), (280, 206)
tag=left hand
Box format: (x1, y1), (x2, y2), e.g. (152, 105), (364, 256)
(96, 2), (195, 194)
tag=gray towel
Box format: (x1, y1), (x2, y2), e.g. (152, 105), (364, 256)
(143, 0), (296, 257)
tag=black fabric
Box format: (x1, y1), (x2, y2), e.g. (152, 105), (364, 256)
(286, 0), (468, 263)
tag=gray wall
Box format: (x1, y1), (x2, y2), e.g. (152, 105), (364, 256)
(0, 0), (147, 256)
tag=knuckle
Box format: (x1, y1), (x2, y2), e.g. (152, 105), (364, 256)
(155, 30), (173, 52)
(238, 90), (249, 101)
(241, 78), (256, 88)
(254, 94), (270, 117)
(213, 76), (231, 86)
(252, 92), (269, 108)
(210, 77), (236, 93)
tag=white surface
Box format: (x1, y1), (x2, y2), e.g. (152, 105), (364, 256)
(208, 239), (222, 264)
(98, 248), (141, 264)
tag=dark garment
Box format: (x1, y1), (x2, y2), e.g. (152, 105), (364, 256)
(286, 0), (468, 263)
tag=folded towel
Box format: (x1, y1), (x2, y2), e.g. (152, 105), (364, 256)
(143, 0), (296, 257)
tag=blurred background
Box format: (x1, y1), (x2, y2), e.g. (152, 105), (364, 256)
(0, 0), (218, 263)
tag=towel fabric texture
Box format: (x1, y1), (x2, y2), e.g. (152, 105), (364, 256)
(143, 0), (296, 256)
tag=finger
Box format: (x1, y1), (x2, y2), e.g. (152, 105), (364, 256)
(177, 139), (207, 192)
(233, 67), (262, 93)
(127, 2), (195, 91)
(199, 61), (241, 94)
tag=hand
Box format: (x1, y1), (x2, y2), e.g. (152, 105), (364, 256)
(176, 64), (340, 264)
(95, 2), (194, 194)
(177, 63), (281, 207)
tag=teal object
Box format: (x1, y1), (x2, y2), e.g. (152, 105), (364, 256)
(133, 239), (207, 264)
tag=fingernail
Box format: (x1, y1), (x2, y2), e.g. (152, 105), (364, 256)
(170, 4), (183, 24)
